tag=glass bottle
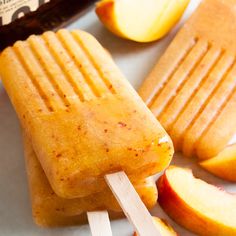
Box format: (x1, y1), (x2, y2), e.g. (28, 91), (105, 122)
(0, 0), (96, 50)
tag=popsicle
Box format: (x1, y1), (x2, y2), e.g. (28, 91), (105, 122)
(139, 0), (236, 160)
(0, 29), (173, 199)
(23, 131), (158, 227)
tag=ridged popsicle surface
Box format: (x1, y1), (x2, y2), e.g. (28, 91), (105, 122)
(139, 0), (236, 160)
(0, 29), (173, 198)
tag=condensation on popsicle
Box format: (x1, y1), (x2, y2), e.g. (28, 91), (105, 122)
(0, 29), (174, 198)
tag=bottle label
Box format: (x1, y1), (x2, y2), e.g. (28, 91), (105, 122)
(0, 0), (50, 26)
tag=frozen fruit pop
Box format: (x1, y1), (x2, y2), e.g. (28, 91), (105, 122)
(139, 0), (236, 160)
(23, 132), (158, 227)
(0, 29), (174, 198)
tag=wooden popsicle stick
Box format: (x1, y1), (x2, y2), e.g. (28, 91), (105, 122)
(87, 211), (113, 236)
(105, 171), (160, 236)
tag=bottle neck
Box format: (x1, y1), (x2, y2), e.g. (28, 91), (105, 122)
(0, 0), (96, 50)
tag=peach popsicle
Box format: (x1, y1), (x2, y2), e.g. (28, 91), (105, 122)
(139, 0), (236, 160)
(0, 29), (174, 198)
(23, 132), (158, 227)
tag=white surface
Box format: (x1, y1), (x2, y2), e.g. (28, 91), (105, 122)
(0, 1), (235, 235)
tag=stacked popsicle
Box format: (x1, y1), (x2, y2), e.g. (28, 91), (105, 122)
(23, 131), (158, 226)
(0, 29), (174, 227)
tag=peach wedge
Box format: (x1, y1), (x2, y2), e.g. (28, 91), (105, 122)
(95, 0), (190, 42)
(200, 144), (236, 182)
(157, 166), (236, 236)
(133, 216), (177, 236)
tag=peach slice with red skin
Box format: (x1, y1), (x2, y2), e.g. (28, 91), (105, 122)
(95, 0), (190, 43)
(157, 166), (236, 236)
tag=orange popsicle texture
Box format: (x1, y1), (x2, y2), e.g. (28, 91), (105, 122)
(23, 132), (158, 227)
(0, 29), (173, 198)
(139, 0), (236, 160)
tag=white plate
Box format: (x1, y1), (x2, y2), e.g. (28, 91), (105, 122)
(0, 1), (235, 235)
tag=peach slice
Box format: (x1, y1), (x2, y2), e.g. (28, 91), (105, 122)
(200, 144), (236, 182)
(157, 166), (236, 236)
(95, 0), (190, 42)
(133, 216), (177, 236)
